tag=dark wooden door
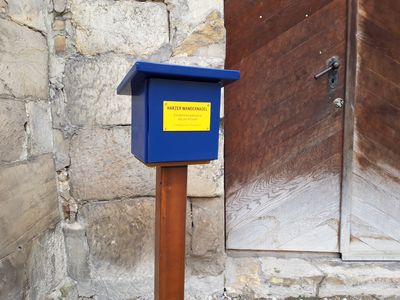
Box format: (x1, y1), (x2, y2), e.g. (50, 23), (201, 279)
(341, 0), (400, 260)
(225, 0), (347, 251)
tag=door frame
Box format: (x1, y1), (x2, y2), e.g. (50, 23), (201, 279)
(339, 0), (358, 257)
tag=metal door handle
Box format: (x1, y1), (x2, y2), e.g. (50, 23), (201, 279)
(314, 58), (340, 79)
(314, 57), (340, 89)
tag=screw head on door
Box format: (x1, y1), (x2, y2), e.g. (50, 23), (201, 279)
(333, 97), (344, 108)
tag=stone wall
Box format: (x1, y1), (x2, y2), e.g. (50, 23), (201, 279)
(1, 0), (226, 298)
(1, 0), (400, 299)
(0, 0), (66, 297)
(58, 0), (226, 297)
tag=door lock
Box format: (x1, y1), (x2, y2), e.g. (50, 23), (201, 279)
(314, 57), (340, 89)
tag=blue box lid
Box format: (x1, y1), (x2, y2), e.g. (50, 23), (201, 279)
(117, 61), (240, 96)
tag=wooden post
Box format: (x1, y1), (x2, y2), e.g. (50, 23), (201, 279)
(154, 165), (188, 300)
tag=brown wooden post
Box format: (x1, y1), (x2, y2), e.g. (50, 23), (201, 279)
(154, 165), (188, 300)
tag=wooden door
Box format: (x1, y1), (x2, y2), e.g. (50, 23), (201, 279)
(341, 0), (400, 260)
(225, 0), (347, 252)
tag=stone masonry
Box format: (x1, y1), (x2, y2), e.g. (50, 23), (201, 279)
(0, 0), (64, 297)
(1, 0), (400, 299)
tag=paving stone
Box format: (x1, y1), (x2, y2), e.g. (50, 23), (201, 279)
(318, 260), (400, 297)
(225, 256), (400, 299)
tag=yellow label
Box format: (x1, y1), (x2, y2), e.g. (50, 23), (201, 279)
(163, 101), (211, 131)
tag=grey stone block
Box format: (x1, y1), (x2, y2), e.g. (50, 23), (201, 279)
(69, 127), (155, 201)
(27, 224), (67, 299)
(80, 198), (155, 273)
(53, 129), (71, 171)
(0, 154), (59, 259)
(0, 18), (48, 99)
(191, 197), (224, 257)
(189, 197), (225, 277)
(187, 133), (224, 197)
(70, 0), (169, 56)
(26, 101), (54, 156)
(0, 98), (27, 163)
(63, 222), (91, 283)
(7, 0), (47, 32)
(71, 198), (155, 298)
(165, 0), (223, 48)
(0, 243), (31, 300)
(172, 11), (225, 59)
(53, 0), (66, 13)
(64, 55), (132, 127)
(0, 224), (67, 300)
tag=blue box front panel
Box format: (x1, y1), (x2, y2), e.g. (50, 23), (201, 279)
(147, 78), (221, 163)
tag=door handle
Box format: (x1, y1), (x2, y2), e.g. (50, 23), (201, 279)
(314, 57), (340, 89)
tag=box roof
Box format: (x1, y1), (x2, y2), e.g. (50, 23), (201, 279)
(117, 61), (240, 95)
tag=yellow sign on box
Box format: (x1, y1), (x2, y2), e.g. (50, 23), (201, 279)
(163, 101), (211, 132)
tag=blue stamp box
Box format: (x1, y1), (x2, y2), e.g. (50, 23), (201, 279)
(117, 61), (240, 164)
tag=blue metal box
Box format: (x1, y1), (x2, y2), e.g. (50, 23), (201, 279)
(117, 61), (240, 164)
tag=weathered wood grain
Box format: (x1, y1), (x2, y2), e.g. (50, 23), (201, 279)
(225, 0), (293, 41)
(343, 0), (400, 260)
(226, 0), (334, 67)
(226, 155), (341, 251)
(340, 0), (358, 253)
(225, 0), (346, 251)
(155, 166), (187, 300)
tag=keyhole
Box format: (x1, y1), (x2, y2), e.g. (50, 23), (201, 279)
(329, 73), (337, 89)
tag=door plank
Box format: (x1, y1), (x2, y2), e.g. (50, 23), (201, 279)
(227, 0), (334, 67)
(225, 0), (347, 252)
(341, 0), (400, 260)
